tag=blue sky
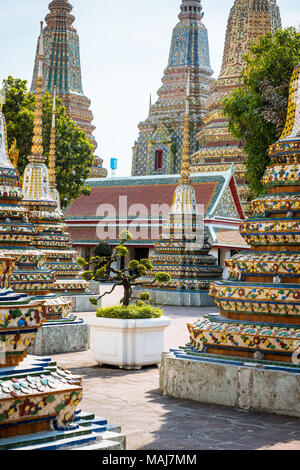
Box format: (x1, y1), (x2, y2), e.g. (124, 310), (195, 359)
(0, 0), (299, 177)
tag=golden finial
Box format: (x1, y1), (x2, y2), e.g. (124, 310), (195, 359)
(179, 70), (191, 184)
(31, 22), (44, 159)
(9, 139), (19, 168)
(49, 87), (57, 189)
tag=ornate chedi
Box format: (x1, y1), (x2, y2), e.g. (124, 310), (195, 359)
(132, 0), (214, 177)
(31, 0), (107, 178)
(22, 25), (86, 319)
(0, 254), (124, 450)
(40, 87), (89, 295)
(0, 92), (71, 320)
(0, 254), (83, 437)
(139, 73), (222, 306)
(188, 63), (300, 364)
(0, 256), (45, 369)
(190, 0), (282, 212)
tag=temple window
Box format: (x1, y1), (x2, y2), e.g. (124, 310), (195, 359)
(155, 150), (164, 170)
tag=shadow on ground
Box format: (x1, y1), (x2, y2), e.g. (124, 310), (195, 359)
(138, 388), (300, 450)
(66, 361), (300, 451)
(52, 303), (300, 450)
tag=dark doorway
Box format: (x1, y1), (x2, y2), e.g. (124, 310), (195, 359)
(134, 248), (149, 261)
(120, 256), (125, 270)
(155, 150), (163, 170)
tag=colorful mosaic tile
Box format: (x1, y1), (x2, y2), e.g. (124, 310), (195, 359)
(190, 0), (282, 213)
(132, 0), (214, 177)
(31, 0), (107, 178)
(189, 59), (300, 363)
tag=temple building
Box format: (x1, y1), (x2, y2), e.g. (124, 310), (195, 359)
(132, 0), (214, 177)
(65, 167), (247, 271)
(160, 63), (300, 417)
(31, 0), (107, 178)
(136, 73), (223, 306)
(190, 0), (282, 212)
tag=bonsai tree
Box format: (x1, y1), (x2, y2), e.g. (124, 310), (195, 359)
(93, 241), (113, 258)
(78, 231), (171, 307)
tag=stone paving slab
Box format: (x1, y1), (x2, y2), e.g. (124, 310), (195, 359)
(49, 284), (300, 451)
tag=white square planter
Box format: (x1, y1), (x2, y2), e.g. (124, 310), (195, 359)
(88, 316), (171, 370)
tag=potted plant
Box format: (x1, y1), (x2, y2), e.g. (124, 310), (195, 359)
(79, 233), (171, 370)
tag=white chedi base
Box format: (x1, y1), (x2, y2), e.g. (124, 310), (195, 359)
(88, 316), (171, 370)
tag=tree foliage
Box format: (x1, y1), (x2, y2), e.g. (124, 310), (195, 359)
(2, 76), (93, 207)
(82, 235), (171, 307)
(222, 28), (300, 198)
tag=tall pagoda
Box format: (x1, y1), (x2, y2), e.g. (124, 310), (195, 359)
(138, 73), (222, 306)
(0, 72), (71, 320)
(160, 63), (300, 417)
(189, 61), (300, 363)
(132, 0), (214, 177)
(24, 24), (88, 299)
(31, 0), (107, 178)
(190, 0), (282, 212)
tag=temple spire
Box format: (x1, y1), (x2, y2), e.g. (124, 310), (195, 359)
(31, 22), (44, 160)
(179, 0), (204, 21)
(49, 87), (57, 189)
(22, 22), (55, 205)
(132, 0), (213, 177)
(30, 0), (107, 179)
(45, 0), (76, 32)
(180, 71), (191, 184)
(190, 0), (282, 215)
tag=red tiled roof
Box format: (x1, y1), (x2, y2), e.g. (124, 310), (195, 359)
(66, 182), (218, 218)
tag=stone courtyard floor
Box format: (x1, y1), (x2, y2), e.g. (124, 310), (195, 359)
(51, 285), (300, 451)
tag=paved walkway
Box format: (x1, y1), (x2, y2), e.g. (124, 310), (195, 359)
(51, 285), (300, 450)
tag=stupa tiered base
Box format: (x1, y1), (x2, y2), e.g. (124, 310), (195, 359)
(27, 315), (90, 356)
(160, 347), (300, 418)
(188, 313), (300, 362)
(0, 356), (125, 450)
(147, 289), (215, 307)
(0, 257), (124, 450)
(139, 238), (222, 306)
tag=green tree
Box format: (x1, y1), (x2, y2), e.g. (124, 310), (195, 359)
(2, 77), (35, 171)
(222, 28), (300, 198)
(2, 76), (93, 207)
(80, 232), (171, 307)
